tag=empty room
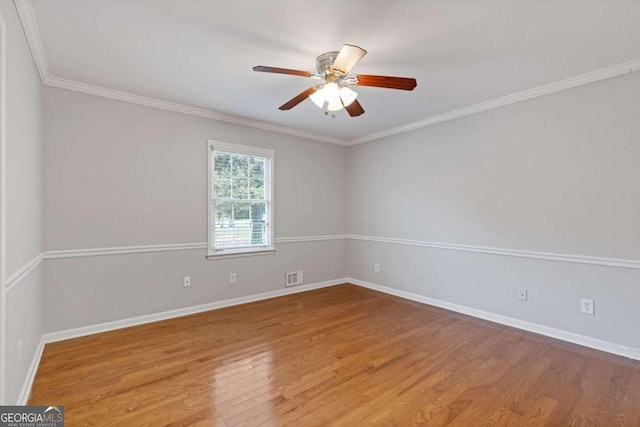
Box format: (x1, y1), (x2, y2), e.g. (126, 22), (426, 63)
(1, 0), (639, 425)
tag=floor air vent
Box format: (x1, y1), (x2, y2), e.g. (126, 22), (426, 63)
(285, 270), (303, 287)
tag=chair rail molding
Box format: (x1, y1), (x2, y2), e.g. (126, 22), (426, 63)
(348, 234), (640, 270)
(43, 235), (348, 260)
(33, 234), (640, 269)
(5, 252), (44, 292)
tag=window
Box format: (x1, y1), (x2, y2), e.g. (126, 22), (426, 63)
(207, 141), (274, 259)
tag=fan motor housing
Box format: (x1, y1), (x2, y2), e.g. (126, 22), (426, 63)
(316, 51), (339, 76)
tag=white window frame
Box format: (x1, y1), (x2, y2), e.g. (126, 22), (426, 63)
(207, 140), (275, 259)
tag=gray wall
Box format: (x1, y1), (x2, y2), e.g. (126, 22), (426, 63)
(6, 2), (638, 400)
(1, 0), (45, 404)
(43, 87), (348, 332)
(347, 70), (640, 351)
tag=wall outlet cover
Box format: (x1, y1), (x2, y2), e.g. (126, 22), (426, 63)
(518, 288), (528, 301)
(581, 298), (595, 315)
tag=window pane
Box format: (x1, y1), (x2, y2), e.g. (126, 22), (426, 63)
(213, 200), (268, 248)
(214, 153), (231, 176)
(213, 201), (233, 249)
(234, 201), (250, 220)
(249, 178), (265, 199)
(214, 201), (233, 224)
(249, 156), (265, 178)
(250, 202), (268, 245)
(214, 176), (231, 199)
(229, 202), (251, 246)
(232, 177), (248, 199)
(232, 155), (248, 177)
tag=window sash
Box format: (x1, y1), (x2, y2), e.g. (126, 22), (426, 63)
(208, 141), (274, 257)
(212, 200), (270, 250)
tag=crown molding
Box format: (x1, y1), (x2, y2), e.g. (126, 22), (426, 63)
(44, 76), (347, 145)
(14, 1), (346, 146)
(13, 0), (48, 83)
(347, 58), (640, 145)
(15, 0), (640, 147)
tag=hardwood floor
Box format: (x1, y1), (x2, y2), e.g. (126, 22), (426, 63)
(30, 284), (640, 426)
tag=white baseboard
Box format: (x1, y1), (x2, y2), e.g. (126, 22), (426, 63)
(17, 335), (45, 405)
(21, 277), (639, 404)
(43, 278), (347, 343)
(348, 277), (640, 361)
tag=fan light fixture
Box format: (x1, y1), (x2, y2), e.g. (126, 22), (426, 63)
(253, 44), (417, 117)
(309, 83), (358, 112)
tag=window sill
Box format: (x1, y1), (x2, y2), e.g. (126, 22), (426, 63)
(206, 248), (275, 260)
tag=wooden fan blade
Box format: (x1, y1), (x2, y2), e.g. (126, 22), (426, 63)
(344, 99), (365, 117)
(355, 75), (417, 91)
(253, 66), (313, 77)
(330, 44), (367, 76)
(279, 87), (317, 110)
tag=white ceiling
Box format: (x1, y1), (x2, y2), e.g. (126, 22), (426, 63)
(30, 0), (640, 142)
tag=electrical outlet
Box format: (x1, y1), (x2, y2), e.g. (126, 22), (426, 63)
(518, 288), (528, 301)
(230, 273), (237, 284)
(374, 263), (380, 273)
(183, 276), (191, 287)
(581, 298), (595, 315)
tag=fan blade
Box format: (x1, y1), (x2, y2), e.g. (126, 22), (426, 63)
(279, 87), (317, 110)
(355, 75), (417, 91)
(330, 44), (367, 76)
(344, 99), (365, 117)
(253, 66), (313, 77)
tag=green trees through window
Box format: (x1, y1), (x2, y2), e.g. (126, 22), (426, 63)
(211, 147), (271, 252)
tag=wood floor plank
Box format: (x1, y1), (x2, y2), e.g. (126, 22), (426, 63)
(29, 284), (640, 426)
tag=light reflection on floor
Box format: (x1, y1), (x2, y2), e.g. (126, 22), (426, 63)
(213, 349), (275, 425)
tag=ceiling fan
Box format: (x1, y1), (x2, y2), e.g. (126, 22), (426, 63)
(253, 44), (417, 117)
